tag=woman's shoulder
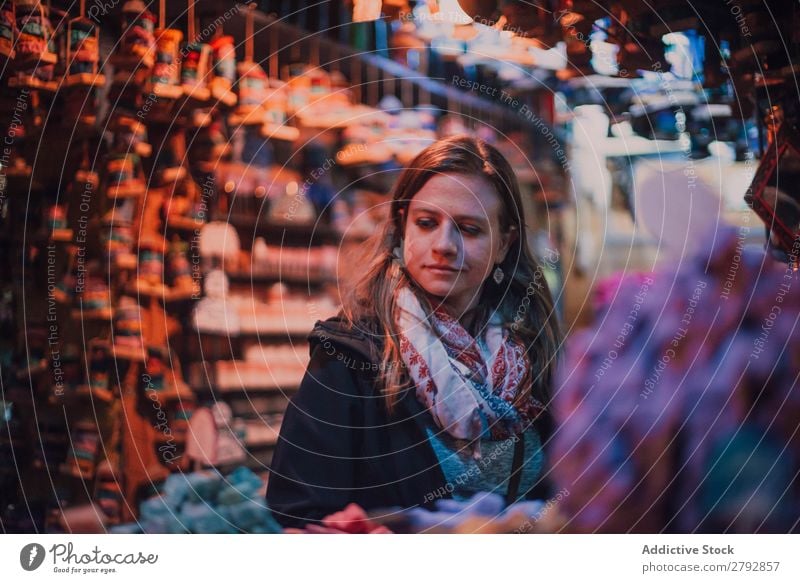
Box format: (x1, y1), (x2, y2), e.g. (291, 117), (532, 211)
(308, 314), (384, 363)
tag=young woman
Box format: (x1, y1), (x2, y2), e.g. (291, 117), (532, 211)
(266, 135), (561, 528)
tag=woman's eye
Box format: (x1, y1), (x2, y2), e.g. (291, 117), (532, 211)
(416, 218), (436, 229)
(460, 224), (481, 236)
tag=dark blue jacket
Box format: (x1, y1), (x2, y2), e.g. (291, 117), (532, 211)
(265, 317), (553, 528)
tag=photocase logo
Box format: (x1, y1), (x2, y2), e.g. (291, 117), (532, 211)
(20, 543), (46, 571)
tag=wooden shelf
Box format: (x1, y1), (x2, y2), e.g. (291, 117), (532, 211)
(226, 269), (333, 287)
(222, 214), (341, 246)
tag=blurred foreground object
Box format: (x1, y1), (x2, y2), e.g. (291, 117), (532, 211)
(553, 224), (800, 532)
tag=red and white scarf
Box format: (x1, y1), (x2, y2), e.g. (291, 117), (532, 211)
(396, 287), (541, 448)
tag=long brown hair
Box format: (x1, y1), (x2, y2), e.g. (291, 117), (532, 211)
(341, 135), (561, 413)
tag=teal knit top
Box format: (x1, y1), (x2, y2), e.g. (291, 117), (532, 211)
(425, 424), (544, 502)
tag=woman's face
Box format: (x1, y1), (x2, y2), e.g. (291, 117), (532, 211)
(402, 173), (515, 317)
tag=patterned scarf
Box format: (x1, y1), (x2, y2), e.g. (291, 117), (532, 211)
(395, 287), (541, 451)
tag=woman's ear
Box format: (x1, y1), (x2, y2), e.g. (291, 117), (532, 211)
(497, 226), (518, 263)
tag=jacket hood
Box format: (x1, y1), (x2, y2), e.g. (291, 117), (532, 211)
(308, 316), (384, 363)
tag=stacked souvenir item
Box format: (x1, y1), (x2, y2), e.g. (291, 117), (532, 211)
(76, 339), (114, 402)
(94, 459), (124, 525)
(101, 199), (138, 270)
(209, 33), (237, 108)
(192, 268), (240, 336)
(61, 3), (105, 126)
(60, 420), (101, 479)
(112, 296), (145, 360)
(163, 175), (207, 232)
(111, 467), (282, 533)
(290, 66), (387, 130)
(260, 80), (298, 142)
(74, 270), (114, 321)
(0, 2), (15, 66)
(9, 0), (58, 92)
(229, 3), (271, 128)
(110, 0), (156, 75)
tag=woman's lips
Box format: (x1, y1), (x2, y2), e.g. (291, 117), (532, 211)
(425, 265), (460, 275)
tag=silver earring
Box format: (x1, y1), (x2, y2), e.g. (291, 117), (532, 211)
(492, 265), (505, 284)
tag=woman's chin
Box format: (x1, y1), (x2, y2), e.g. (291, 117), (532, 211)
(418, 285), (473, 310)
(417, 282), (457, 299)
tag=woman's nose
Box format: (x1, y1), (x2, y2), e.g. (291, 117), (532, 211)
(432, 222), (460, 256)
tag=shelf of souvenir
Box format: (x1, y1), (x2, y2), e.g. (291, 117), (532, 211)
(191, 270), (240, 341)
(379, 108), (438, 165)
(103, 152), (145, 199)
(46, 203), (73, 242)
(226, 269), (332, 287)
(112, 296), (146, 361)
(227, 4), (266, 126)
(273, 243), (336, 281)
(209, 34), (237, 109)
(57, 10), (102, 127)
(100, 199), (138, 271)
(151, 28), (183, 101)
(205, 277), (320, 337)
(174, 2), (210, 108)
(107, 70), (152, 115)
(230, 59), (270, 126)
(59, 420), (101, 480)
(142, 344), (193, 404)
(202, 360), (301, 394)
(61, 87), (102, 129)
(150, 0), (183, 103)
(63, 9), (104, 89)
(8, 1), (58, 91)
(75, 339), (115, 403)
(336, 124), (396, 166)
(129, 234), (168, 297)
(224, 214), (341, 247)
(164, 184), (206, 233)
(259, 85), (299, 142)
(72, 158), (103, 193)
(187, 116), (229, 169)
(7, 64), (57, 92)
(52, 245), (79, 304)
(0, 2), (16, 63)
(54, 343), (83, 401)
(167, 399), (195, 444)
(93, 459), (123, 525)
(266, 179), (318, 226)
(109, 0), (156, 72)
(180, 42), (211, 105)
(109, 112), (152, 158)
(223, 387), (292, 426)
(164, 237), (200, 300)
(151, 128), (187, 187)
(284, 63), (320, 113)
(71, 270), (114, 321)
